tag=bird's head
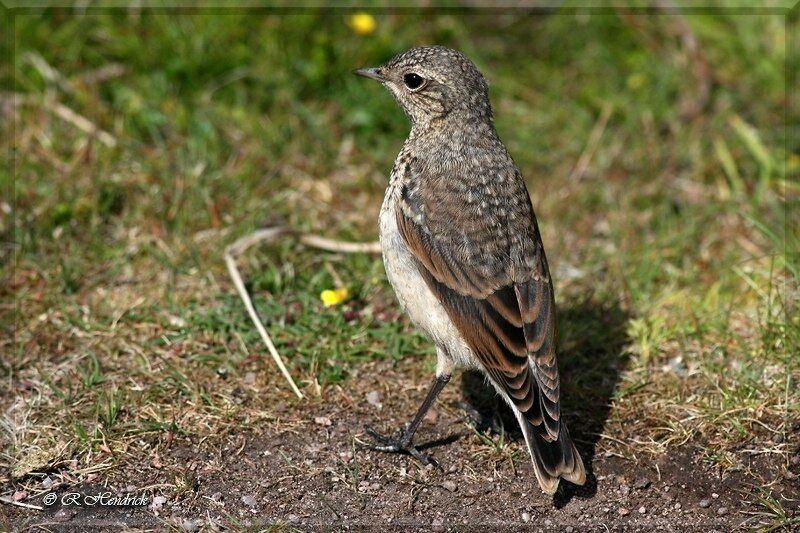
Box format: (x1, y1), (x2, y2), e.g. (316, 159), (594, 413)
(355, 46), (492, 129)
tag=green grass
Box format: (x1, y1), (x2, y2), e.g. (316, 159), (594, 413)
(2, 4), (798, 529)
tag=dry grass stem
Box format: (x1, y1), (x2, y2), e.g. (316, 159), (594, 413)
(0, 496), (44, 511)
(569, 102), (613, 181)
(48, 101), (116, 147)
(224, 227), (382, 398)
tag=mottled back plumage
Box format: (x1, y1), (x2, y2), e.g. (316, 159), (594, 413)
(358, 46), (585, 494)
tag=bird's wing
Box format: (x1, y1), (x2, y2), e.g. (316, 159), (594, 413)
(395, 174), (561, 442)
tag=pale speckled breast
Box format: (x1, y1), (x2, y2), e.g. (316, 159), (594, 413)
(379, 185), (475, 369)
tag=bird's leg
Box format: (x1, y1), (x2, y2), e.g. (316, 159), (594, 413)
(364, 373), (450, 465)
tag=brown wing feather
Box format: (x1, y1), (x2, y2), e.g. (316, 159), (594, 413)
(396, 205), (561, 441)
(396, 206), (495, 297)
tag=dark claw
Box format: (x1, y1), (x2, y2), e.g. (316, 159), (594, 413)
(364, 425), (404, 451)
(362, 425), (438, 467)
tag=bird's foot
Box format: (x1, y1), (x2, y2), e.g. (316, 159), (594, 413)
(458, 401), (503, 434)
(362, 425), (438, 466)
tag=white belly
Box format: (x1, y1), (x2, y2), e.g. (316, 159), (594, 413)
(379, 188), (475, 369)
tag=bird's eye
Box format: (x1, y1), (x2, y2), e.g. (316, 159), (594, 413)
(403, 73), (425, 90)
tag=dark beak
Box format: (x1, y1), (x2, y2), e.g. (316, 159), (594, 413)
(354, 67), (384, 81)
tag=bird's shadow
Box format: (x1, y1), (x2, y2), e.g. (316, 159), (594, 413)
(459, 296), (631, 507)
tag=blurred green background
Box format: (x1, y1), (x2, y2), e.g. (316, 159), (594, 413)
(2, 4), (797, 517)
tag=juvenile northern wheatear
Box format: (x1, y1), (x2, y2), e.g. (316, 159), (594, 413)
(356, 46), (585, 494)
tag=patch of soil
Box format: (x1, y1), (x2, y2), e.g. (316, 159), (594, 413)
(3, 360), (797, 531)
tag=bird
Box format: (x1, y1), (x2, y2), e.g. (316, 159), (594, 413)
(355, 45), (586, 494)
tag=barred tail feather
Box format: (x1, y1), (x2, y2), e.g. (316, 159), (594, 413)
(511, 402), (586, 494)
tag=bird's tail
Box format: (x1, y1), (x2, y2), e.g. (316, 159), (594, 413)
(512, 408), (586, 494)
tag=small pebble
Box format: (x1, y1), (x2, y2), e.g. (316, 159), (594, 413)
(243, 371), (256, 385)
(181, 519), (197, 532)
(638, 506), (646, 514)
(712, 492), (719, 499)
(620, 485), (630, 496)
(12, 491), (27, 502)
(314, 416), (332, 427)
(442, 481), (457, 492)
(241, 495), (257, 507)
(521, 512), (531, 523)
(699, 499), (711, 508)
(674, 502), (682, 510)
(665, 355), (687, 375)
(41, 477), (53, 489)
(288, 514), (299, 522)
(432, 517), (443, 527)
(366, 391), (383, 409)
(634, 478), (651, 490)
(717, 507), (728, 516)
(566, 527), (575, 533)
(618, 508), (630, 516)
(54, 508), (76, 522)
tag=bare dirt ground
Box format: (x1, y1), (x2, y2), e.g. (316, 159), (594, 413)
(4, 359), (797, 532)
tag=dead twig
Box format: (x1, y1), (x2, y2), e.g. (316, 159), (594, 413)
(2, 88), (117, 148)
(22, 51), (71, 94)
(225, 228), (299, 397)
(48, 101), (117, 148)
(0, 496), (44, 511)
(224, 226), (381, 399)
(300, 234), (381, 254)
(76, 63), (126, 85)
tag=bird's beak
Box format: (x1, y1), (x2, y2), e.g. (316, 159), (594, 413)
(354, 67), (384, 82)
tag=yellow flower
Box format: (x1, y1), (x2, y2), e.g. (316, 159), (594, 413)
(320, 288), (349, 307)
(348, 12), (376, 36)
